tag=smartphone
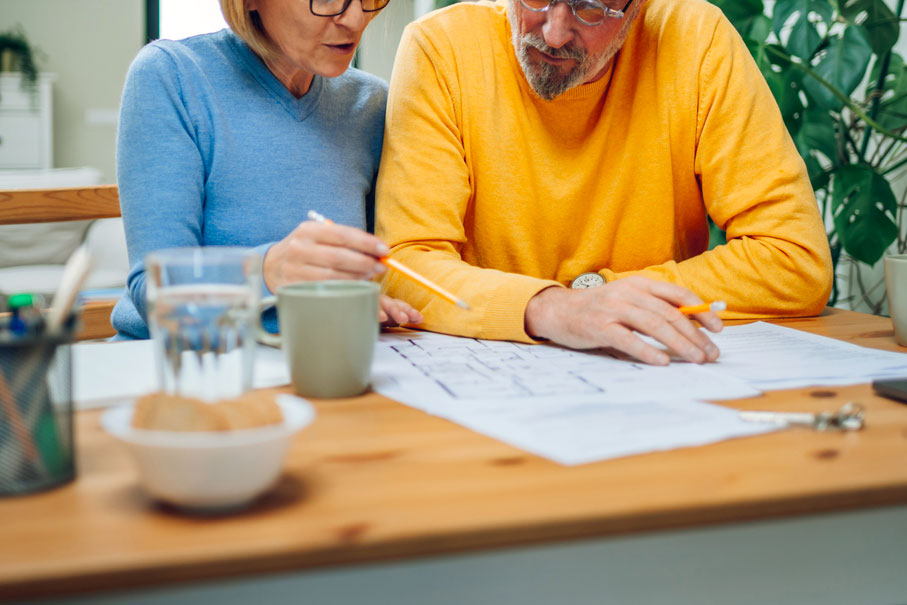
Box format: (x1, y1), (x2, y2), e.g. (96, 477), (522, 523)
(871, 378), (907, 404)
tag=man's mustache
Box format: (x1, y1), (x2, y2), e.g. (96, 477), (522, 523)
(521, 33), (586, 62)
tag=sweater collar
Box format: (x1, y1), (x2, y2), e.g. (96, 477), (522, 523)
(223, 28), (323, 121)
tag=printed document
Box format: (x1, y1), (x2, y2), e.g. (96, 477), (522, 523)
(372, 331), (771, 465)
(372, 324), (907, 465)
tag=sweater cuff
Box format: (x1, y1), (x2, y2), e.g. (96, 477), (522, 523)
(480, 275), (563, 344)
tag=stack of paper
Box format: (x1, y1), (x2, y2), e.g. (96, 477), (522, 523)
(371, 323), (907, 465)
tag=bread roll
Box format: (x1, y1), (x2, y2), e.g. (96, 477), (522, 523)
(132, 391), (283, 431)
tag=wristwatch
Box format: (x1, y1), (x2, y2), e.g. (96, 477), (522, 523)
(570, 272), (605, 289)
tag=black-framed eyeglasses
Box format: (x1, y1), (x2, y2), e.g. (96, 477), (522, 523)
(518, 0), (633, 26)
(309, 0), (391, 17)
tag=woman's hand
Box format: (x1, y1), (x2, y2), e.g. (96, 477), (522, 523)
(380, 295), (423, 327)
(264, 220), (423, 327)
(263, 220), (389, 292)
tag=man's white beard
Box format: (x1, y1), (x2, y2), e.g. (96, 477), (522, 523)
(508, 5), (635, 101)
(513, 31), (595, 100)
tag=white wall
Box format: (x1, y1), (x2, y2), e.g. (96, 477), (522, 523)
(0, 0), (417, 184)
(358, 0), (417, 82)
(0, 0), (145, 183)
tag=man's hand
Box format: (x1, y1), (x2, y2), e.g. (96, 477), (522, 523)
(524, 276), (722, 365)
(379, 294), (423, 327)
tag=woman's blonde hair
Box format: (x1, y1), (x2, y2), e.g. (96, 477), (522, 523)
(219, 0), (278, 62)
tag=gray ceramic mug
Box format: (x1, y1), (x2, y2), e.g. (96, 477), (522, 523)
(885, 255), (907, 347)
(258, 281), (380, 398)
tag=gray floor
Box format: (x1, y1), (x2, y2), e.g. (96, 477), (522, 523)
(50, 505), (907, 605)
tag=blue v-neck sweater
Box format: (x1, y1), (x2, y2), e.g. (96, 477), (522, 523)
(112, 28), (387, 339)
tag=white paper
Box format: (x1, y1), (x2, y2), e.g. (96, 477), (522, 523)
(448, 399), (772, 466)
(72, 340), (157, 408)
(372, 325), (907, 465)
(372, 331), (773, 465)
(708, 322), (907, 389)
(373, 331), (759, 415)
(72, 340), (290, 409)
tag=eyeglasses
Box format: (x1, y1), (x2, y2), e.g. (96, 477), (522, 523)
(518, 0), (633, 26)
(309, 0), (391, 18)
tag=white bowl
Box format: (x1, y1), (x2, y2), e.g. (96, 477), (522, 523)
(101, 394), (315, 511)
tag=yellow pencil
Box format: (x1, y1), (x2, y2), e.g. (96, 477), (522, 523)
(678, 300), (726, 315)
(307, 211), (470, 310)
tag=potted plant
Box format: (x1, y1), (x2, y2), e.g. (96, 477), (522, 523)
(710, 0), (907, 312)
(0, 25), (41, 93)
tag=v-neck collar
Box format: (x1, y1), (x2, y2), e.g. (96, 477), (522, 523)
(222, 29), (324, 122)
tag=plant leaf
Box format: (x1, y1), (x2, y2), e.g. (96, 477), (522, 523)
(773, 0), (834, 58)
(868, 52), (904, 92)
(748, 13), (773, 41)
(805, 154), (830, 190)
(711, 0), (766, 39)
(831, 164), (898, 265)
(796, 107), (838, 162)
(766, 65), (805, 125)
(879, 94), (907, 130)
(803, 25), (873, 111)
(870, 53), (907, 130)
(840, 0), (899, 56)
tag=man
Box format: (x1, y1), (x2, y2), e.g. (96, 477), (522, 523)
(375, 0), (832, 365)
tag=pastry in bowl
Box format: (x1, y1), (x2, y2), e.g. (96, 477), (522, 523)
(102, 393), (315, 511)
(131, 391), (284, 431)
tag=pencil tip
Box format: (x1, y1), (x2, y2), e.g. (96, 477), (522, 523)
(457, 300), (470, 310)
(711, 301), (727, 312)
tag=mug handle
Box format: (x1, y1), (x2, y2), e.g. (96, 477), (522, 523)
(256, 295), (282, 347)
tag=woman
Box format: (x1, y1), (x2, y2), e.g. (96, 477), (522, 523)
(112, 0), (421, 338)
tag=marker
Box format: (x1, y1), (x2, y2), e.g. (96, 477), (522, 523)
(307, 210), (470, 310)
(6, 293), (45, 336)
(678, 300), (726, 315)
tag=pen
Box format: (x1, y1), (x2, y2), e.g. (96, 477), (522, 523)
(678, 300), (726, 315)
(46, 245), (94, 335)
(307, 210), (471, 310)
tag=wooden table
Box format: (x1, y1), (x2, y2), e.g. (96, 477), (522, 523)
(2, 309), (907, 603)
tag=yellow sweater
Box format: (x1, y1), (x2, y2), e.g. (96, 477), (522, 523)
(376, 0), (833, 343)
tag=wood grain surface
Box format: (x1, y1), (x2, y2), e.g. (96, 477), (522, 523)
(0, 185), (121, 340)
(0, 185), (120, 224)
(75, 300), (117, 341)
(1, 308), (906, 599)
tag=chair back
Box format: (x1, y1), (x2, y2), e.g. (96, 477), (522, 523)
(0, 185), (121, 340)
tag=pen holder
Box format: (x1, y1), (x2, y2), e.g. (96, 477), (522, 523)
(0, 326), (76, 496)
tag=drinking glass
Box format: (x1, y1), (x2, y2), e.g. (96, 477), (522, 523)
(145, 247), (261, 402)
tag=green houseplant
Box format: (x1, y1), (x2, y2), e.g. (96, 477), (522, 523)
(709, 0), (906, 311)
(0, 25), (41, 92)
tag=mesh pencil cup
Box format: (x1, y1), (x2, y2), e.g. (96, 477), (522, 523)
(0, 325), (76, 496)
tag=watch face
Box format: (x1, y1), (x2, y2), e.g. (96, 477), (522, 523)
(571, 273), (604, 289)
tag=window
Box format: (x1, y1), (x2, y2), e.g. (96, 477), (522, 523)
(146, 0), (228, 42)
